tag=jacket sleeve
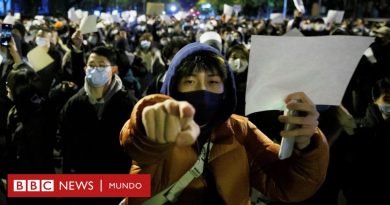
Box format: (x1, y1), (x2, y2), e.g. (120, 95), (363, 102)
(243, 119), (329, 203)
(120, 94), (176, 166)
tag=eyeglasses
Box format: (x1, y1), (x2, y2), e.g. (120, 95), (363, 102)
(87, 65), (111, 72)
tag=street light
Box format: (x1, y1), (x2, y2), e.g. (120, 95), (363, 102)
(170, 5), (177, 13)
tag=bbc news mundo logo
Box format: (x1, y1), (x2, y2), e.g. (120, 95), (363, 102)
(13, 180), (54, 192)
(8, 174), (150, 197)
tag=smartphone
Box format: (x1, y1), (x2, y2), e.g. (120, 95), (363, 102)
(278, 100), (302, 160)
(1, 23), (13, 47)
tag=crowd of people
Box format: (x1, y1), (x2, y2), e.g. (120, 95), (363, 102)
(0, 10), (389, 205)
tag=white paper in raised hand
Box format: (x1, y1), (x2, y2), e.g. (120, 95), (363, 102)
(293, 0), (305, 13)
(245, 35), (374, 115)
(67, 7), (79, 22)
(224, 4), (233, 16)
(270, 13), (284, 24)
(326, 10), (345, 24)
(80, 15), (97, 34)
(3, 14), (15, 25)
(27, 46), (54, 72)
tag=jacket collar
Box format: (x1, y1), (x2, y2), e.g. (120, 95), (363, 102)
(208, 118), (239, 162)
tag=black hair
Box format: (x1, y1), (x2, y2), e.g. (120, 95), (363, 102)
(13, 22), (26, 38)
(172, 51), (227, 94)
(314, 17), (325, 24)
(225, 24), (235, 33)
(140, 32), (153, 41)
(7, 67), (45, 120)
(88, 46), (117, 66)
(372, 77), (390, 100)
(226, 44), (249, 60)
(161, 38), (189, 64)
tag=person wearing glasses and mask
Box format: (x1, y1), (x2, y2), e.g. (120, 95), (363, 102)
(59, 46), (138, 204)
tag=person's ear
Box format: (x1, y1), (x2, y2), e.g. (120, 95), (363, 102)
(111, 65), (118, 74)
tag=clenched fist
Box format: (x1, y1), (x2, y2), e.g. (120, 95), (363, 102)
(142, 99), (200, 146)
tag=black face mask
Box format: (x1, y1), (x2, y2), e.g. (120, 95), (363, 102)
(176, 90), (224, 126)
(374, 36), (389, 46)
(375, 36), (383, 44)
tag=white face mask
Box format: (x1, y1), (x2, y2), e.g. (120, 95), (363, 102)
(228, 58), (248, 73)
(85, 66), (112, 87)
(301, 23), (312, 31)
(160, 39), (168, 46)
(88, 35), (98, 45)
(35, 37), (50, 48)
(140, 40), (151, 49)
(378, 104), (390, 116)
(313, 24), (326, 32)
(225, 34), (234, 43)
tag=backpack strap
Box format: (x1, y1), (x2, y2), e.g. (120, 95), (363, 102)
(142, 142), (213, 205)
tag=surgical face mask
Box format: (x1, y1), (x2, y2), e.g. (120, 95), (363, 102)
(176, 90), (224, 126)
(88, 35), (98, 45)
(85, 66), (111, 87)
(225, 34), (234, 43)
(228, 58), (248, 73)
(378, 104), (390, 116)
(301, 24), (312, 31)
(35, 37), (50, 47)
(168, 27), (174, 34)
(140, 40), (151, 49)
(156, 30), (164, 36)
(160, 38), (168, 46)
(313, 23), (326, 32)
(139, 26), (146, 32)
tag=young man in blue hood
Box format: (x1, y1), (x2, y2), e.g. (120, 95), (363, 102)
(120, 43), (329, 205)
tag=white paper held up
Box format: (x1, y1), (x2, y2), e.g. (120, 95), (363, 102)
(80, 15), (97, 34)
(270, 13), (284, 24)
(3, 15), (15, 25)
(245, 35), (374, 115)
(293, 0), (306, 14)
(67, 7), (79, 22)
(326, 10), (345, 24)
(146, 2), (164, 16)
(27, 46), (54, 72)
(224, 4), (233, 16)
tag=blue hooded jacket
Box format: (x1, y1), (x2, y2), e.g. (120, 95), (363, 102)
(160, 42), (237, 130)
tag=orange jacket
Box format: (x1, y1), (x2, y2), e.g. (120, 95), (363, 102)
(120, 94), (329, 205)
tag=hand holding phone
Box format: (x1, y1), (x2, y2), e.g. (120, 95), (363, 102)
(1, 23), (13, 47)
(278, 92), (319, 159)
(278, 99), (302, 160)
